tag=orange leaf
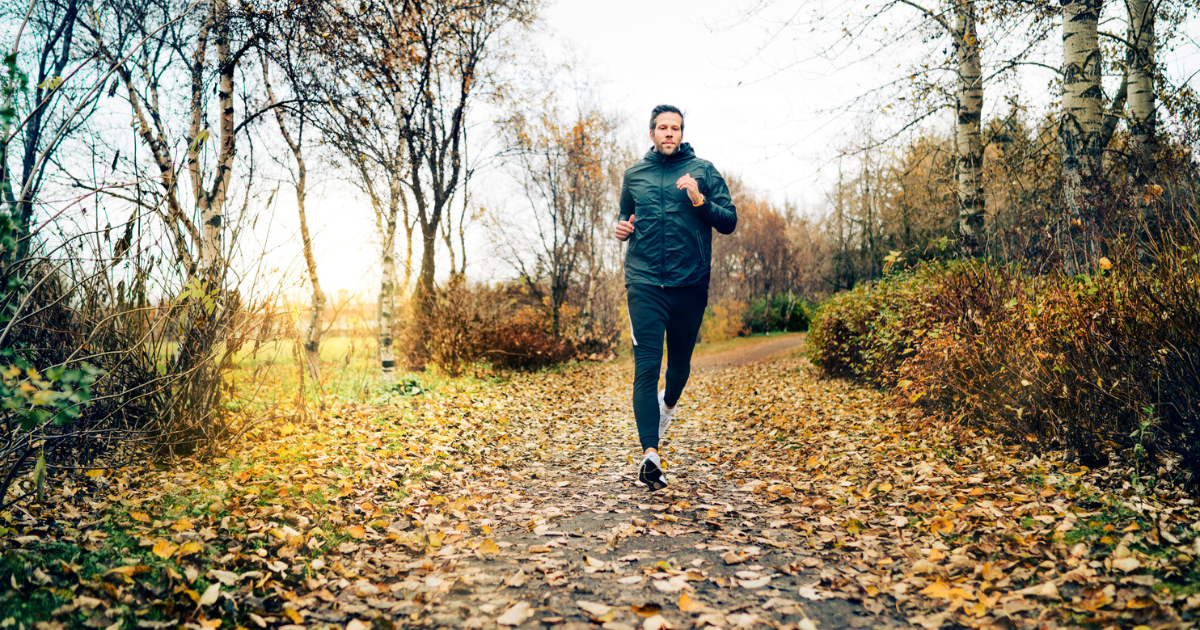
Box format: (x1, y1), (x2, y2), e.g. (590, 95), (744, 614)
(151, 540), (178, 560)
(347, 525), (365, 539)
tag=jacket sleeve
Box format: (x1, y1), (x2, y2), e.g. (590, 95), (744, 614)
(618, 175), (634, 223)
(698, 165), (737, 234)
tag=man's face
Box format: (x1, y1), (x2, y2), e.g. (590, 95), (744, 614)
(651, 112), (683, 155)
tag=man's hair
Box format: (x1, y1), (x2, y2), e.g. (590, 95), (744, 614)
(649, 104), (684, 132)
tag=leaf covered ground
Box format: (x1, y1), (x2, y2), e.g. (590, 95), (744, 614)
(3, 342), (1200, 630)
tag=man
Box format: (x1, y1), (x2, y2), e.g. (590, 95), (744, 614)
(614, 104), (737, 491)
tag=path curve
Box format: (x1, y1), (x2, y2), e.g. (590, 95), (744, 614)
(692, 334), (806, 371)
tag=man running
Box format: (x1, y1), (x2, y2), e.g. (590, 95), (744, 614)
(614, 104), (738, 491)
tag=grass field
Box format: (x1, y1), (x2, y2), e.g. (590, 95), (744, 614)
(221, 332), (805, 416)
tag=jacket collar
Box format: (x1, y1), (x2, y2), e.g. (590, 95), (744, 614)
(645, 142), (695, 163)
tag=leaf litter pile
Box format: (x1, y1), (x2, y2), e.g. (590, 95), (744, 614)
(3, 347), (1200, 630)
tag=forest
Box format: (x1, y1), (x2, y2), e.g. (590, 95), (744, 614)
(2, 0), (1200, 629)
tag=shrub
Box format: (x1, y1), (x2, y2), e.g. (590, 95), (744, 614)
(810, 256), (1200, 480)
(808, 264), (948, 384)
(422, 282), (506, 376)
(700, 300), (748, 342)
(745, 293), (812, 334)
(483, 309), (575, 371)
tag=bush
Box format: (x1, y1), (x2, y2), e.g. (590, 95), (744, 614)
(483, 309), (575, 371)
(422, 282), (505, 376)
(700, 300), (748, 342)
(745, 293), (811, 334)
(810, 256), (1200, 480)
(808, 264), (946, 384)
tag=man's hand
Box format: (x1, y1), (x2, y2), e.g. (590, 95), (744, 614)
(676, 173), (704, 206)
(615, 214), (635, 241)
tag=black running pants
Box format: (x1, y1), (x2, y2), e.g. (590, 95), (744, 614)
(627, 284), (708, 451)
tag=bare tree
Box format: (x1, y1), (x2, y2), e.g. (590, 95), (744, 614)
(261, 54), (324, 381)
(496, 105), (618, 337)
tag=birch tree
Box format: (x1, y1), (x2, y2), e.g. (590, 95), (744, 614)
(1058, 0), (1103, 273)
(1125, 0), (1155, 181)
(81, 0), (268, 276)
(262, 55), (325, 381)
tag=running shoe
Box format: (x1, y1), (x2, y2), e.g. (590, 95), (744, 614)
(658, 390), (675, 438)
(638, 452), (668, 492)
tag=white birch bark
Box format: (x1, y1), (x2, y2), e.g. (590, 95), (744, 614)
(954, 0), (984, 255)
(199, 0), (234, 271)
(1060, 0), (1103, 273)
(378, 189), (400, 375)
(1126, 0), (1155, 179)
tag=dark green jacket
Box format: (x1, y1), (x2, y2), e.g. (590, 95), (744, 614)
(619, 143), (737, 287)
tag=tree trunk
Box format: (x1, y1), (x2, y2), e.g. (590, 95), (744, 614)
(379, 215), (399, 375)
(199, 0), (235, 272)
(1059, 0), (1103, 274)
(263, 57), (324, 383)
(954, 0), (984, 256)
(1126, 0), (1156, 181)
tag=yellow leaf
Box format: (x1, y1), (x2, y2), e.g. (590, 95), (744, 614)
(178, 541), (204, 558)
(528, 544), (551, 553)
(85, 469), (104, 477)
(283, 609), (303, 624)
(1098, 257), (1113, 270)
(151, 540), (178, 560)
(481, 525), (492, 534)
(197, 617), (221, 630)
(279, 423), (295, 436)
(920, 582), (954, 600)
(347, 525), (365, 539)
(479, 539), (500, 554)
(171, 518), (193, 532)
(877, 483), (893, 492)
(130, 512), (151, 524)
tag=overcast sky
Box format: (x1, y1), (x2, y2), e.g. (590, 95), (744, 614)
(274, 0), (1199, 298)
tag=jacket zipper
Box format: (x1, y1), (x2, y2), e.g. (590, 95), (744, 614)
(658, 157), (666, 288)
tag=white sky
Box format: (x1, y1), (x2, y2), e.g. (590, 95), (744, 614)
(270, 0), (1200, 299)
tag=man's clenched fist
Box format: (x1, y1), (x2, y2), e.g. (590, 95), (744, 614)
(615, 214), (636, 241)
(676, 173), (704, 206)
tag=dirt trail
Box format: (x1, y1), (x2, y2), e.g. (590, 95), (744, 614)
(361, 348), (897, 630)
(692, 334), (806, 371)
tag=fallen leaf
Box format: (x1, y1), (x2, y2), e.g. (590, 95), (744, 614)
(1112, 557), (1141, 572)
(197, 583), (219, 606)
(643, 614), (673, 630)
(578, 601), (612, 616)
(497, 601), (532, 626)
(151, 539), (177, 560)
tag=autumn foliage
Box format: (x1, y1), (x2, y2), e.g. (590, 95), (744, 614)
(810, 253), (1200, 483)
